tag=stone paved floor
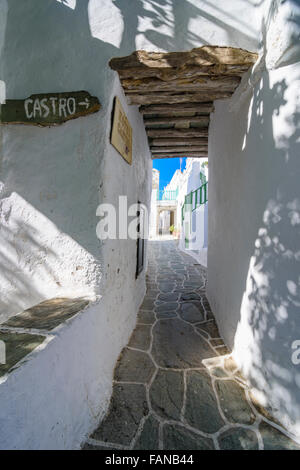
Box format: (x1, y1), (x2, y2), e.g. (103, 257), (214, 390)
(83, 240), (300, 450)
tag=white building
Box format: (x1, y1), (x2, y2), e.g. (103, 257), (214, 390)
(149, 167), (178, 238)
(0, 0), (299, 448)
(179, 159), (209, 266)
(150, 159), (208, 254)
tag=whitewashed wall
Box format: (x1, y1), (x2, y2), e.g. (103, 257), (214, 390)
(0, 0), (264, 449)
(0, 1), (150, 321)
(207, 0), (300, 437)
(0, 0), (154, 449)
(0, 0), (260, 319)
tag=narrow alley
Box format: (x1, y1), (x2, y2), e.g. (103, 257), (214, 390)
(1, 0), (299, 453)
(84, 240), (300, 451)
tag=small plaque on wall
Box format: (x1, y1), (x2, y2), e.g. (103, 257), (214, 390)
(110, 97), (132, 165)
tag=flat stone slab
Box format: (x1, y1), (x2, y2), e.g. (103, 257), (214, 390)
(180, 293), (201, 300)
(178, 302), (205, 323)
(155, 302), (178, 313)
(146, 292), (159, 300)
(3, 297), (89, 331)
(128, 324), (151, 351)
(215, 345), (230, 355)
(219, 427), (258, 450)
(185, 370), (225, 433)
(174, 287), (194, 293)
(137, 310), (156, 325)
(140, 297), (156, 310)
(163, 424), (214, 450)
(146, 282), (158, 289)
(259, 422), (300, 450)
(211, 338), (224, 347)
(134, 415), (160, 450)
(152, 318), (215, 368)
(215, 379), (255, 424)
(156, 310), (178, 319)
(0, 331), (46, 377)
(150, 369), (184, 420)
(115, 348), (155, 383)
(144, 293), (157, 301)
(202, 297), (214, 317)
(195, 327), (209, 340)
(196, 320), (221, 339)
(157, 275), (179, 281)
(209, 366), (228, 378)
(157, 283), (175, 293)
(91, 383), (148, 446)
(157, 293), (179, 302)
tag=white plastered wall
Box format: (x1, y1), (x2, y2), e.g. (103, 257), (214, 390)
(0, 0), (153, 449)
(207, 0), (300, 436)
(0, 0), (265, 448)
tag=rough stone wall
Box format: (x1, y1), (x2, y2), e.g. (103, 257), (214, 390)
(207, 0), (300, 436)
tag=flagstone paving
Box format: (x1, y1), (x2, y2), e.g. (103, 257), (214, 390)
(83, 240), (300, 451)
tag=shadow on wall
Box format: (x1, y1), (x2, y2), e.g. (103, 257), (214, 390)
(1, 0), (219, 244)
(142, 0), (260, 51)
(1, 0), (262, 97)
(0, 0), (260, 316)
(0, 216), (55, 323)
(231, 22), (300, 432)
(0, 215), (58, 321)
(0, 192), (102, 321)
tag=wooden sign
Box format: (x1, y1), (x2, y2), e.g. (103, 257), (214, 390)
(0, 91), (101, 126)
(110, 97), (132, 165)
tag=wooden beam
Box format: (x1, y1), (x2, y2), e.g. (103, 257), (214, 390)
(147, 128), (208, 138)
(140, 102), (214, 115)
(109, 46), (258, 71)
(122, 75), (241, 93)
(175, 121), (189, 129)
(127, 91), (233, 105)
(151, 138), (208, 146)
(115, 64), (252, 80)
(150, 146), (208, 153)
(144, 116), (210, 126)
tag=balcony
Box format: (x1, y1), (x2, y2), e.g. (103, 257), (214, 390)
(157, 189), (178, 201)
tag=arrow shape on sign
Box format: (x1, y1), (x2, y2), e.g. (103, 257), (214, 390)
(79, 98), (90, 109)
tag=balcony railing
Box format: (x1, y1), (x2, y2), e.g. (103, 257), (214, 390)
(181, 182), (208, 223)
(157, 189), (178, 201)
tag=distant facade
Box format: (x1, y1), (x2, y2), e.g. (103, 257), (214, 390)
(150, 159), (208, 252)
(149, 167), (178, 238)
(179, 160), (208, 266)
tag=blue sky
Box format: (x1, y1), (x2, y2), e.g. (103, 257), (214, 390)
(153, 158), (186, 190)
